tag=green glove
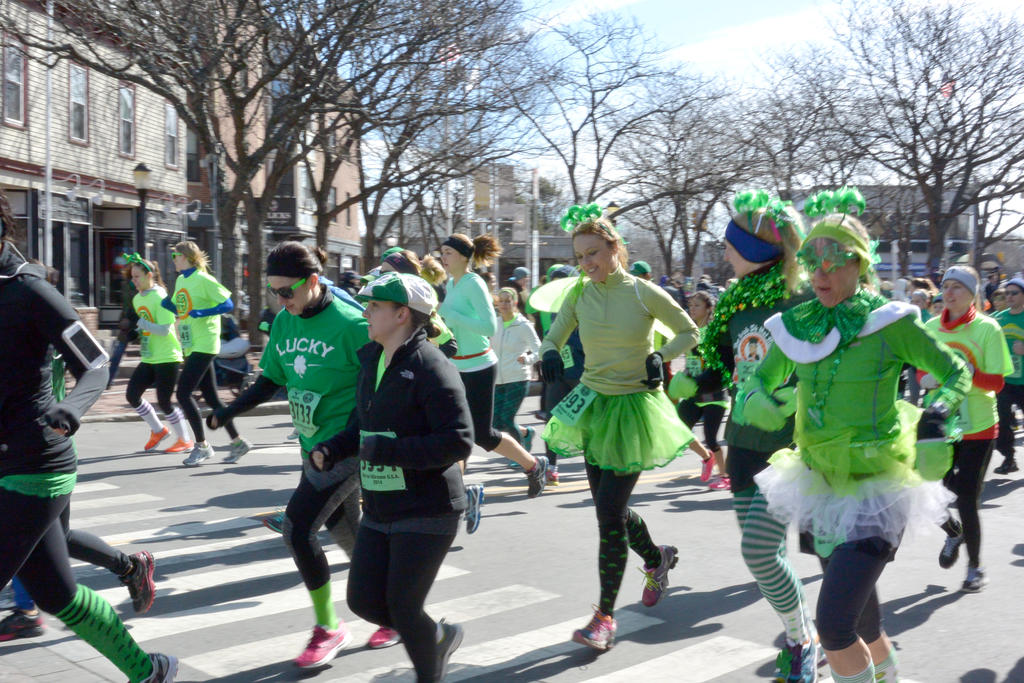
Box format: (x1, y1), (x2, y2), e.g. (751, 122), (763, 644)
(743, 391), (787, 432)
(915, 439), (952, 481)
(668, 373), (697, 401)
(774, 386), (798, 417)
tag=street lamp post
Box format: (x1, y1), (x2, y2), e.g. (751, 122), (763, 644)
(133, 163), (152, 258)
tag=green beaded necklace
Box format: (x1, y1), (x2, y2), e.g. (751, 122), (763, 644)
(699, 261), (789, 389)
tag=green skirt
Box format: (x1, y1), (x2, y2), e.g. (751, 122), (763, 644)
(542, 388), (695, 473)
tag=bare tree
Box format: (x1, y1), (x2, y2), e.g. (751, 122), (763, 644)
(822, 0), (1024, 270)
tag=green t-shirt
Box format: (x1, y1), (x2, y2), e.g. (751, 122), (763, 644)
(134, 286), (184, 364)
(994, 308), (1024, 385)
(260, 297), (369, 456)
(173, 270), (231, 356)
(925, 313), (1012, 435)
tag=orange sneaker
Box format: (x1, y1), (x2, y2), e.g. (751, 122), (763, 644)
(164, 438), (193, 454)
(145, 427), (170, 451)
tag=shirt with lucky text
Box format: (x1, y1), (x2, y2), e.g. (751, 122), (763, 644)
(260, 298), (370, 457)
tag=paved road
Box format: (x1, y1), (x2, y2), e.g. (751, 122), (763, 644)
(2, 398), (1023, 682)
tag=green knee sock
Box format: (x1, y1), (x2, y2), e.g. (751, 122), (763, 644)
(55, 584), (152, 683)
(874, 650), (898, 682)
(833, 663), (876, 683)
(309, 582), (339, 631)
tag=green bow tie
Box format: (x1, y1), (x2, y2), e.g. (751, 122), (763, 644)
(782, 289), (888, 344)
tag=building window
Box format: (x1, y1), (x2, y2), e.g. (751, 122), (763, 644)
(186, 129), (200, 182)
(69, 64), (88, 142)
(328, 187), (337, 212)
(118, 85), (134, 156)
(3, 42), (26, 126)
(345, 192), (351, 227)
(165, 103), (178, 167)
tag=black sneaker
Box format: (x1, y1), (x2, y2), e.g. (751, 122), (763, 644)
(141, 653), (178, 682)
(526, 455), (549, 498)
(994, 459), (1019, 475)
(939, 535), (963, 569)
(122, 550), (156, 614)
(0, 609), (44, 641)
(435, 619), (464, 681)
(961, 567), (987, 593)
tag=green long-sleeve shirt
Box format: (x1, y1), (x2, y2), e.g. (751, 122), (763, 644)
(539, 267), (699, 395)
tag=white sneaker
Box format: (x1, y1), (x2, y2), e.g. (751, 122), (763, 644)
(182, 443), (213, 467)
(224, 437), (252, 463)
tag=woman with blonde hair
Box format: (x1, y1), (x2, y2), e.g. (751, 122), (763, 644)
(738, 188), (972, 683)
(438, 233), (549, 534)
(673, 190), (819, 681)
(162, 241), (250, 466)
(540, 204), (704, 651)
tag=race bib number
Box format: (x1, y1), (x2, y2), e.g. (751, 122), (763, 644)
(551, 383), (597, 426)
(179, 323), (193, 350)
(734, 360), (759, 386)
(358, 430), (405, 491)
(288, 387), (324, 438)
(1012, 354), (1022, 379)
(559, 344), (574, 370)
(140, 333), (151, 358)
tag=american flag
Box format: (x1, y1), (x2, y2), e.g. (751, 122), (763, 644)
(437, 43), (460, 64)
(940, 73), (955, 99)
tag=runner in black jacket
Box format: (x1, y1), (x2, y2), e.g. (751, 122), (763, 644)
(312, 272), (473, 683)
(0, 193), (176, 683)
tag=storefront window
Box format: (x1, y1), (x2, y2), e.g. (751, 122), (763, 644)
(67, 223), (90, 306)
(96, 232), (134, 309)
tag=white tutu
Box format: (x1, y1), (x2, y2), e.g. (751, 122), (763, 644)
(754, 448), (955, 552)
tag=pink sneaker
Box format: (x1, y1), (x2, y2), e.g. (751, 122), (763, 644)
(700, 456), (715, 482)
(366, 626), (401, 649)
(640, 545), (678, 607)
(572, 608), (616, 651)
(708, 476), (731, 491)
(294, 624), (352, 668)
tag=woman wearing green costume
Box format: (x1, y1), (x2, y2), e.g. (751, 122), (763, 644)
(673, 190), (820, 682)
(539, 204), (705, 652)
(737, 188), (972, 683)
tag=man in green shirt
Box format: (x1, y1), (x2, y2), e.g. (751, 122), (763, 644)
(993, 277), (1024, 473)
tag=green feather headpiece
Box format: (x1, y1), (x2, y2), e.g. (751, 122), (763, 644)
(559, 203), (605, 232)
(803, 185), (865, 218)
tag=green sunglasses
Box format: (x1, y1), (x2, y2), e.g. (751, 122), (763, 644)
(797, 242), (858, 274)
(267, 277), (308, 299)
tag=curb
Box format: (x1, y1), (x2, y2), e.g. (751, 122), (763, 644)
(82, 400), (291, 424)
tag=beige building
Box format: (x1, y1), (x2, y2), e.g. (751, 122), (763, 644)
(2, 3), (188, 328)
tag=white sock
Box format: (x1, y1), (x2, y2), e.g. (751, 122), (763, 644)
(135, 400), (164, 432)
(164, 408), (189, 441)
(874, 650), (898, 682)
(779, 607), (809, 643)
(833, 664), (875, 683)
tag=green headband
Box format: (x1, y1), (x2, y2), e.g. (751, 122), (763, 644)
(802, 222), (873, 275)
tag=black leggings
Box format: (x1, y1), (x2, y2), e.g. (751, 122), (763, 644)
(283, 465), (361, 591)
(347, 525), (454, 683)
(585, 461), (661, 615)
(0, 489), (77, 614)
(816, 537), (891, 651)
(176, 351), (237, 442)
(677, 400), (726, 451)
(996, 383), (1024, 459)
(126, 361), (179, 414)
(459, 366), (503, 452)
(942, 438), (994, 567)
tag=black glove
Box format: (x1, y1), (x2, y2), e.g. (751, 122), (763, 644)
(206, 406), (234, 430)
(41, 404), (80, 437)
(310, 441), (333, 471)
(643, 352), (664, 389)
(917, 401), (950, 440)
(541, 349), (564, 383)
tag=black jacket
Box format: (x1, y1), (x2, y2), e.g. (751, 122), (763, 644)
(0, 244), (108, 474)
(317, 328), (473, 522)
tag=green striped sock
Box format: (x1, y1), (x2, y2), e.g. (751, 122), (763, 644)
(309, 582), (339, 631)
(55, 584), (152, 682)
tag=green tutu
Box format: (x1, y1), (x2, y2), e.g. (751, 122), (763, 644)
(542, 388), (695, 472)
